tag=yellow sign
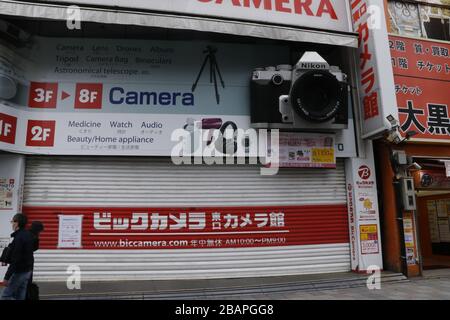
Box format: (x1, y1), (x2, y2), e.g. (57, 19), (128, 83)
(360, 225), (377, 234)
(312, 148), (335, 163)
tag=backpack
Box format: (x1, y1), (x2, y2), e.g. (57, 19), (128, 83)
(0, 244), (12, 264)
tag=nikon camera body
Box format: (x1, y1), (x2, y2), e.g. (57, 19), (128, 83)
(250, 52), (348, 131)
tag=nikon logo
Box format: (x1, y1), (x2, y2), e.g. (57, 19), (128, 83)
(300, 62), (327, 69)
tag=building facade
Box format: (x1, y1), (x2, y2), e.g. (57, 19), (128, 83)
(0, 0), (394, 282)
(375, 0), (450, 277)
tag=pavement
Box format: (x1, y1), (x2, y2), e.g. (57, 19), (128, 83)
(251, 269), (450, 300)
(38, 271), (408, 300)
(2, 269), (450, 300)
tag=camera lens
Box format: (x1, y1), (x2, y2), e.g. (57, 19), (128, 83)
(289, 70), (342, 122)
(0, 74), (17, 100)
(271, 74), (284, 86)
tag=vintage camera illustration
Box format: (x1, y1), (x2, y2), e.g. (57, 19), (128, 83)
(250, 51), (349, 131)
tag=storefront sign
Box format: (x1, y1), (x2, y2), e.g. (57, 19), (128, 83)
(0, 37), (356, 157)
(414, 170), (450, 190)
(350, 0), (398, 139)
(273, 132), (336, 168)
(390, 35), (450, 143)
(48, 0), (353, 33)
(23, 204), (349, 250)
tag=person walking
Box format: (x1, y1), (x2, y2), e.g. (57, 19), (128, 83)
(26, 221), (44, 300)
(0, 213), (34, 300)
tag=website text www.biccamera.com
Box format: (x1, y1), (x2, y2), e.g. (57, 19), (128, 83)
(93, 239), (189, 248)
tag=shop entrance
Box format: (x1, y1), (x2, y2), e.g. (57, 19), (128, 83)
(414, 158), (450, 270)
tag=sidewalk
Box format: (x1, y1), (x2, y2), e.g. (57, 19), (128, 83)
(37, 271), (408, 300)
(3, 269), (449, 300)
(260, 269), (450, 300)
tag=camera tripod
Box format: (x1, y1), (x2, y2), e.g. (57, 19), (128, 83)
(191, 46), (225, 105)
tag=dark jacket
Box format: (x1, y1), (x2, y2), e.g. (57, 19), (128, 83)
(4, 228), (34, 280)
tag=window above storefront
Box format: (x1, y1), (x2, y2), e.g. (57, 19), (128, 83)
(388, 0), (450, 41)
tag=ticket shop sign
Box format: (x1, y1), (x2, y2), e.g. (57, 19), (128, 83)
(390, 35), (450, 143)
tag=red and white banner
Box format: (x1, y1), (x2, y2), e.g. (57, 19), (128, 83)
(390, 35), (450, 143)
(23, 205), (349, 250)
(350, 0), (398, 139)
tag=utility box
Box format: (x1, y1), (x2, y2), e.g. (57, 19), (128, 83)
(400, 177), (416, 210)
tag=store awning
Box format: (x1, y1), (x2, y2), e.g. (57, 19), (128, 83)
(0, 0), (359, 48)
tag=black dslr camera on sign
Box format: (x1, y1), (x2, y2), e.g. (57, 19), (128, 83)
(251, 52), (349, 131)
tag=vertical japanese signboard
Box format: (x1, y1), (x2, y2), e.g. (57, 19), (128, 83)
(390, 35), (450, 143)
(350, 0), (398, 139)
(345, 140), (383, 271)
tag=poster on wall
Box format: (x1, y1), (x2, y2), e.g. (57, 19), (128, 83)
(403, 213), (417, 265)
(438, 218), (450, 242)
(427, 200), (441, 243)
(58, 215), (83, 249)
(437, 200), (448, 218)
(390, 35), (450, 143)
(0, 178), (14, 209)
(272, 133), (336, 168)
(360, 224), (380, 254)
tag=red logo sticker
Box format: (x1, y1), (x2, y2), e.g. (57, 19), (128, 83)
(358, 165), (371, 180)
(28, 82), (58, 108)
(75, 83), (103, 109)
(0, 113), (17, 144)
(26, 120), (56, 147)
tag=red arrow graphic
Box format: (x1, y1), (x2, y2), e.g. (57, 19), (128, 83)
(61, 91), (71, 100)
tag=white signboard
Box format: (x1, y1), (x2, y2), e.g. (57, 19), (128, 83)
(44, 0), (353, 33)
(0, 36), (357, 157)
(350, 0), (398, 139)
(345, 140), (383, 271)
(58, 215), (83, 248)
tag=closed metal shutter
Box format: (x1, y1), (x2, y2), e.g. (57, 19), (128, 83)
(23, 156), (350, 281)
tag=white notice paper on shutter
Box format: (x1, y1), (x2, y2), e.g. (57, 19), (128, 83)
(58, 215), (83, 248)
